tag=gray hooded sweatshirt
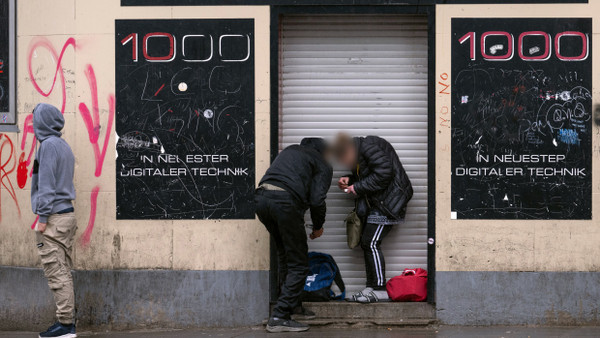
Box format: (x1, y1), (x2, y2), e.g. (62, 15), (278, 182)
(31, 103), (76, 223)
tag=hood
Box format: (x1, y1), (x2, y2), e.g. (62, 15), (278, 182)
(300, 137), (328, 155)
(33, 103), (64, 141)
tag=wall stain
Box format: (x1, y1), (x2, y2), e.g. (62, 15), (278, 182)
(111, 234), (121, 267)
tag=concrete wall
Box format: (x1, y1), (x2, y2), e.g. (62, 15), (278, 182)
(0, 0), (271, 329)
(0, 266), (268, 330)
(435, 2), (600, 325)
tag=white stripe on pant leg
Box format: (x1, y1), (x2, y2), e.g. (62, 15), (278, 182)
(369, 225), (381, 286)
(373, 225), (385, 285)
(370, 224), (384, 286)
(371, 225), (384, 286)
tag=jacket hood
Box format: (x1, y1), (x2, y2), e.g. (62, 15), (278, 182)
(300, 137), (328, 155)
(33, 103), (64, 141)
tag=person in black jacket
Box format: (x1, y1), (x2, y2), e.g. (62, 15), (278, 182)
(333, 133), (413, 303)
(255, 138), (333, 332)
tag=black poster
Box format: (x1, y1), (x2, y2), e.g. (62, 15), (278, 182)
(451, 18), (592, 220)
(0, 0), (9, 114)
(115, 19), (255, 219)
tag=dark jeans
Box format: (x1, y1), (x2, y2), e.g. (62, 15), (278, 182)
(255, 189), (308, 319)
(360, 222), (392, 288)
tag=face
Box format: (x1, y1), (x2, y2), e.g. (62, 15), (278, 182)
(338, 144), (357, 169)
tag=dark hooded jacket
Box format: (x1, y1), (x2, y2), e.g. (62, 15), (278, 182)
(259, 138), (333, 230)
(348, 136), (413, 220)
(31, 103), (76, 223)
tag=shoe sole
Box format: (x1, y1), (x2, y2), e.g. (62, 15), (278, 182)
(39, 334), (76, 338)
(266, 325), (310, 333)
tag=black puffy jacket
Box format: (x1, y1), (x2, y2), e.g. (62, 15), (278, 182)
(348, 136), (413, 220)
(259, 138), (333, 229)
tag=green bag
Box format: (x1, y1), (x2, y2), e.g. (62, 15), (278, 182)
(345, 210), (363, 249)
(345, 166), (368, 249)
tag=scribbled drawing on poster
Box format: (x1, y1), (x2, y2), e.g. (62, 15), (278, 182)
(451, 18), (592, 220)
(115, 19), (255, 219)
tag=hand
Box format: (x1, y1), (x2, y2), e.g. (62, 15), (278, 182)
(37, 222), (47, 233)
(338, 177), (350, 190)
(310, 228), (324, 240)
(346, 185), (357, 195)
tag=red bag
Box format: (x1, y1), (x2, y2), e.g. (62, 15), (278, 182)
(386, 268), (427, 302)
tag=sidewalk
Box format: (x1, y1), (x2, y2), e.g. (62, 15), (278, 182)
(2, 326), (600, 338)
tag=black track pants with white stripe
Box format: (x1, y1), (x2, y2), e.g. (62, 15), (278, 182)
(361, 222), (393, 288)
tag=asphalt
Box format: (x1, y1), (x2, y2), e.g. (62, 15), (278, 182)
(2, 326), (600, 338)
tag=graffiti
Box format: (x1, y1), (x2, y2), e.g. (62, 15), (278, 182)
(17, 37), (77, 230)
(557, 129), (580, 145)
(79, 185), (100, 247)
(18, 108), (34, 181)
(2, 37), (116, 247)
(28, 37), (75, 114)
(18, 37), (76, 187)
(0, 134), (20, 221)
(438, 72), (450, 95)
(438, 74), (451, 130)
(77, 64), (115, 246)
(78, 64), (115, 178)
(16, 153), (27, 189)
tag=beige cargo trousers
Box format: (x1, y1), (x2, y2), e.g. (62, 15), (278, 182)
(36, 213), (78, 324)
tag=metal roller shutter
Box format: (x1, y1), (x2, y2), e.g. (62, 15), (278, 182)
(280, 15), (428, 293)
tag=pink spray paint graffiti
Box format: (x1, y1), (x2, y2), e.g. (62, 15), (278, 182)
(77, 64), (115, 246)
(79, 185), (100, 248)
(24, 37), (76, 230)
(21, 37), (76, 183)
(78, 64), (115, 178)
(19, 37), (115, 246)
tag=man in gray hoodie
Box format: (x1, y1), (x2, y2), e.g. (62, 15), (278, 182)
(31, 103), (78, 338)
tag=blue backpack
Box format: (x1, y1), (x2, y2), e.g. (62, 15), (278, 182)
(301, 252), (346, 302)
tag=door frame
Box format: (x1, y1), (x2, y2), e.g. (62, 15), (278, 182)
(269, 5), (437, 304)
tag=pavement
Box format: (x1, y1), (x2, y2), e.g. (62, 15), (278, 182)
(2, 326), (600, 338)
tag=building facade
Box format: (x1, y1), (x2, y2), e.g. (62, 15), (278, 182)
(0, 0), (598, 329)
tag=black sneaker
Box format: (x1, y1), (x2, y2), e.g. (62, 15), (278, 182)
(292, 306), (317, 320)
(39, 321), (76, 338)
(266, 317), (310, 333)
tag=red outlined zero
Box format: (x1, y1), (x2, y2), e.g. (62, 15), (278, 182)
(481, 31), (514, 61)
(143, 32), (176, 62)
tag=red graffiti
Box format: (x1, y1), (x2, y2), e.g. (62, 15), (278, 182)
(79, 185), (100, 247)
(0, 134), (21, 221)
(78, 64), (115, 178)
(154, 83), (165, 96)
(21, 114), (35, 165)
(16, 153), (27, 189)
(17, 102), (36, 183)
(19, 37), (76, 187)
(77, 64), (115, 246)
(30, 215), (39, 230)
(28, 37), (76, 114)
(21, 37), (114, 248)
